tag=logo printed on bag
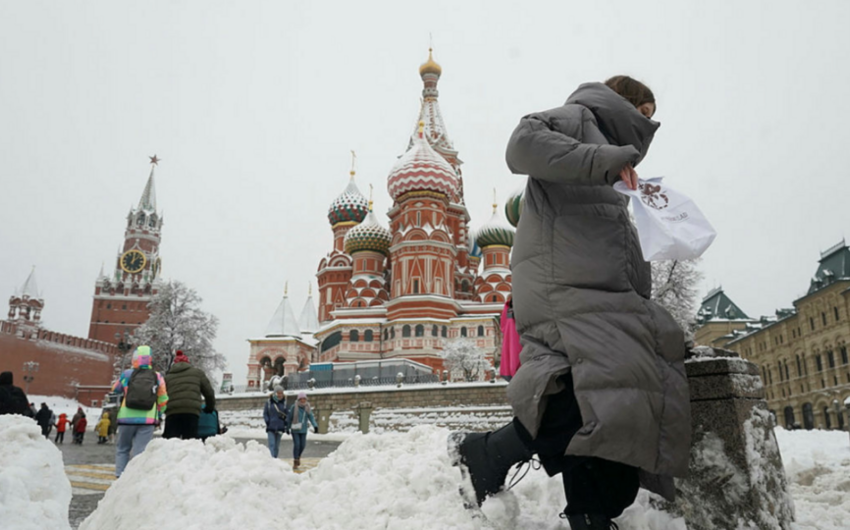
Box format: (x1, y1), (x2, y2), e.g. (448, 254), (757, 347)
(639, 183), (669, 210)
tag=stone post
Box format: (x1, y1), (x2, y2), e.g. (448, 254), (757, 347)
(316, 404), (334, 434)
(356, 401), (373, 434)
(675, 348), (795, 529)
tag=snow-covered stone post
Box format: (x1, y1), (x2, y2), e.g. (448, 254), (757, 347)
(316, 404), (333, 435)
(354, 374), (361, 388)
(441, 370), (448, 385)
(396, 372), (404, 388)
(356, 401), (373, 434)
(674, 347), (795, 529)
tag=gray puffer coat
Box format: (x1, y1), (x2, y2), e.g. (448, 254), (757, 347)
(504, 83), (690, 499)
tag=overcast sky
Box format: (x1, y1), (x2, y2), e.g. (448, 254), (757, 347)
(2, 1), (849, 385)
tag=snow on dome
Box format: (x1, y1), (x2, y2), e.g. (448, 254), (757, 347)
(344, 210), (392, 256)
(0, 415), (72, 530)
(476, 206), (516, 249)
(387, 123), (459, 202)
(467, 229), (482, 259)
(328, 176), (369, 226)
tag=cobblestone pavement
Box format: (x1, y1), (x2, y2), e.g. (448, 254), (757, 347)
(60, 436), (340, 529)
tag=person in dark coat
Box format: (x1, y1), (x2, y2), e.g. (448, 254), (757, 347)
(451, 77), (690, 529)
(35, 403), (54, 438)
(263, 385), (288, 458)
(163, 351), (216, 440)
(0, 371), (34, 417)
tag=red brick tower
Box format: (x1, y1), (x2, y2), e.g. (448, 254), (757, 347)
(88, 156), (163, 344)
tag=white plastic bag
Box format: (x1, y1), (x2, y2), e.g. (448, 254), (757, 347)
(613, 177), (716, 261)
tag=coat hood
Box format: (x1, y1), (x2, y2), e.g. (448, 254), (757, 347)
(566, 82), (659, 165)
(132, 346), (153, 369)
(0, 371), (12, 385)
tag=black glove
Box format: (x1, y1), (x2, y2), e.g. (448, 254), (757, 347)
(313, 426), (318, 434)
(284, 428), (290, 435)
(203, 405), (215, 414)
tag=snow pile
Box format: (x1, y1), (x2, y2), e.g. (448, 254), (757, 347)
(775, 428), (850, 530)
(0, 415), (72, 530)
(83, 425), (681, 529)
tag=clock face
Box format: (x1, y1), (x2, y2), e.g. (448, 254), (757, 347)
(120, 250), (147, 274)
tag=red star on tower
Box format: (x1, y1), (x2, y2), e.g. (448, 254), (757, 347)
(149, 154), (160, 165)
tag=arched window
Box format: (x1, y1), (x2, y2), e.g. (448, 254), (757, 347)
(364, 330), (373, 342)
(350, 330), (359, 342)
(137, 213), (146, 227)
(442, 326), (447, 338)
(461, 327), (467, 337)
(816, 355), (823, 371)
(802, 403), (815, 430)
(783, 406), (795, 429)
(149, 214), (157, 227)
(415, 324), (424, 337)
(477, 325), (485, 337)
(823, 407), (832, 429)
(384, 329), (389, 341)
(402, 325), (411, 338)
(432, 325), (438, 337)
(391, 327), (395, 339)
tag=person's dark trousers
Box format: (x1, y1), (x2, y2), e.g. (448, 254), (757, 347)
(40, 425), (50, 438)
(292, 433), (307, 459)
(55, 431), (64, 444)
(513, 373), (640, 520)
(98, 436), (107, 444)
(163, 414), (200, 440)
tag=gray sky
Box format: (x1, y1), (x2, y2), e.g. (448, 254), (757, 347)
(2, 1), (849, 385)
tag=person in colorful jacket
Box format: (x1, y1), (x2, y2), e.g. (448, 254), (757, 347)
(111, 345), (168, 478)
(287, 392), (318, 469)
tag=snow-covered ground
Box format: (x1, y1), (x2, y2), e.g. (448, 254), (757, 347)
(77, 425), (850, 530)
(0, 415), (72, 530)
(28, 394), (101, 418)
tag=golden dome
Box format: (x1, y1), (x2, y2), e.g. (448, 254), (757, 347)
(419, 48), (442, 77)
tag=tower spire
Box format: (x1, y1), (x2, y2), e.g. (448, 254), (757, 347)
(350, 150), (357, 179)
(138, 158), (158, 212)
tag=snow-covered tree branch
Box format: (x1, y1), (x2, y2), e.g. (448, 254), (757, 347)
(131, 280), (226, 382)
(651, 259), (703, 339)
(441, 339), (487, 382)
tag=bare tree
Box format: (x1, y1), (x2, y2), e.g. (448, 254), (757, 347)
(441, 339), (487, 382)
(132, 280), (226, 382)
(651, 259), (703, 339)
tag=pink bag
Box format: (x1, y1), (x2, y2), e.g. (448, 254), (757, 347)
(500, 301), (522, 377)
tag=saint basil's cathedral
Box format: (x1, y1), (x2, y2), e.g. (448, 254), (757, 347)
(246, 51), (523, 388)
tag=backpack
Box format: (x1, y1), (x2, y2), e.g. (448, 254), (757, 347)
(125, 369), (159, 410)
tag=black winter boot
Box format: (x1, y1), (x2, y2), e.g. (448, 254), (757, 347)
(448, 422), (534, 506)
(561, 513), (618, 529)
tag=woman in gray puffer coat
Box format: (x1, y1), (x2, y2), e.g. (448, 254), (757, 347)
(452, 77), (690, 529)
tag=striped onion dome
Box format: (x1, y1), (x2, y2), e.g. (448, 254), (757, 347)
(328, 176), (369, 226)
(387, 122), (459, 202)
(504, 186), (525, 228)
(476, 206), (516, 249)
(468, 229), (482, 259)
(344, 209), (392, 256)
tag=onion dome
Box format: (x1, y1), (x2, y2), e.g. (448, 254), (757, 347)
(388, 122), (459, 201)
(504, 186), (525, 228)
(468, 230), (482, 260)
(419, 48), (442, 78)
(328, 173), (369, 226)
(344, 207), (392, 256)
(476, 202), (516, 249)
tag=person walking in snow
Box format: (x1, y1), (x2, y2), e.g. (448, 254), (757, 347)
(35, 403), (54, 439)
(0, 372), (34, 417)
(111, 345), (168, 478)
(163, 350), (216, 440)
(95, 412), (111, 444)
(451, 76), (690, 529)
(73, 412), (87, 444)
(263, 385), (288, 458)
(287, 392), (318, 470)
(54, 412), (69, 444)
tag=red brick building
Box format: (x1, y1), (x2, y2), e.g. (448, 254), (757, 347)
(246, 51), (516, 388)
(88, 157), (163, 345)
(0, 269), (117, 402)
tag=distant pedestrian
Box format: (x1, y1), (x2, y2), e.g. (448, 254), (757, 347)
(163, 350), (216, 440)
(111, 345), (168, 478)
(54, 413), (69, 444)
(263, 385), (288, 458)
(499, 299), (521, 382)
(0, 371), (34, 417)
(287, 392), (318, 469)
(71, 407), (84, 432)
(95, 413), (111, 444)
(35, 403), (53, 439)
(73, 412), (87, 444)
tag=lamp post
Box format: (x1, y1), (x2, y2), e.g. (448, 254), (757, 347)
(114, 331), (133, 373)
(22, 361), (39, 394)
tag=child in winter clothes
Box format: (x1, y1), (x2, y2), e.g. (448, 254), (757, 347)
(54, 413), (69, 444)
(73, 413), (87, 444)
(95, 413), (111, 444)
